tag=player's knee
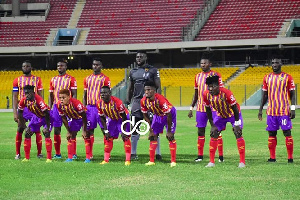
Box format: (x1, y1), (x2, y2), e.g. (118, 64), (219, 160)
(198, 128), (205, 136)
(283, 129), (291, 137)
(17, 127), (25, 133)
(234, 131), (242, 139)
(210, 131), (219, 139)
(43, 132), (51, 138)
(54, 127), (61, 135)
(268, 131), (277, 137)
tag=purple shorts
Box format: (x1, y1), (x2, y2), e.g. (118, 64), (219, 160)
(152, 107), (176, 135)
(28, 114), (54, 133)
(212, 112), (244, 132)
(266, 115), (292, 131)
(51, 104), (62, 127)
(67, 118), (83, 132)
(107, 114), (130, 138)
(196, 111), (208, 128)
(22, 107), (34, 122)
(87, 105), (104, 129)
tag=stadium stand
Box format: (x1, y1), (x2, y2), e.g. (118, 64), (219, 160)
(0, 68), (126, 108)
(78, 0), (204, 45)
(228, 65), (300, 105)
(159, 67), (239, 106)
(0, 0), (76, 47)
(195, 0), (300, 41)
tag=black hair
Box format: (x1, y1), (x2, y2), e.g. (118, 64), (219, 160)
(101, 86), (111, 91)
(144, 81), (157, 89)
(93, 57), (103, 63)
(57, 58), (68, 64)
(206, 75), (219, 85)
(23, 60), (31, 64)
(136, 50), (147, 55)
(23, 85), (35, 91)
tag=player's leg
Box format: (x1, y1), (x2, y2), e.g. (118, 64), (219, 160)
(205, 116), (225, 167)
(65, 119), (81, 162)
(266, 115), (279, 162)
(52, 105), (63, 158)
(87, 105), (98, 159)
(42, 126), (53, 163)
(130, 116), (143, 160)
(100, 118), (116, 164)
(84, 130), (92, 163)
(22, 127), (34, 162)
(279, 115), (293, 163)
(35, 131), (43, 158)
(267, 131), (277, 162)
(231, 113), (246, 168)
(15, 107), (32, 159)
(27, 115), (43, 158)
(148, 111), (162, 160)
(165, 107), (177, 167)
(121, 114), (131, 165)
(283, 129), (293, 163)
(15, 125), (25, 159)
(195, 111), (207, 162)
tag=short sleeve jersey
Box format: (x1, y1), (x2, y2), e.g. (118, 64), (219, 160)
(84, 73), (110, 105)
(13, 75), (43, 101)
(18, 94), (49, 118)
(129, 64), (160, 100)
(203, 87), (240, 118)
(194, 71), (223, 112)
(262, 72), (295, 116)
(96, 96), (129, 120)
(57, 98), (86, 119)
(49, 74), (77, 104)
(140, 93), (173, 116)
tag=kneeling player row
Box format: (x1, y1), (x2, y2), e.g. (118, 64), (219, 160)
(16, 76), (249, 168)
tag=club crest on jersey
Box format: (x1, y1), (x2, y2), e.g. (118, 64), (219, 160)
(145, 68), (149, 72)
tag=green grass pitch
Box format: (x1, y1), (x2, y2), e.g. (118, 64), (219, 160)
(0, 110), (299, 199)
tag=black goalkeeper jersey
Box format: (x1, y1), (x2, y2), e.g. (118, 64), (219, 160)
(128, 64), (160, 118)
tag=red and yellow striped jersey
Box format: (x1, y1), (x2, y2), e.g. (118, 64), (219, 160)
(141, 93), (173, 116)
(49, 74), (77, 103)
(57, 98), (86, 119)
(13, 75), (43, 101)
(84, 73), (110, 105)
(194, 71), (223, 112)
(262, 72), (295, 116)
(96, 96), (129, 120)
(203, 87), (240, 118)
(18, 94), (49, 118)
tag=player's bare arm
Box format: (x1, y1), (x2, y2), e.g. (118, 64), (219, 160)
(13, 91), (19, 122)
(289, 90), (296, 119)
(154, 78), (161, 94)
(166, 112), (174, 141)
(206, 106), (219, 138)
(71, 89), (77, 99)
(232, 104), (242, 138)
(61, 115), (71, 140)
(17, 109), (26, 129)
(49, 92), (54, 108)
(83, 90), (87, 106)
(188, 89), (198, 118)
(37, 89), (43, 99)
(80, 111), (88, 139)
(126, 81), (134, 104)
(258, 90), (268, 121)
